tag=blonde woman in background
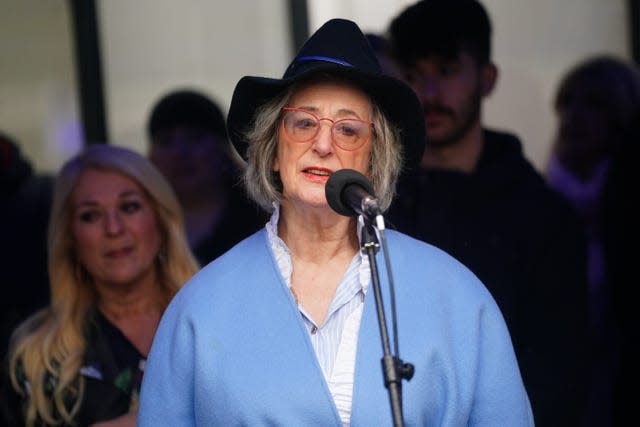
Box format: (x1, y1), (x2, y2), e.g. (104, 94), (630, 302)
(1, 144), (199, 426)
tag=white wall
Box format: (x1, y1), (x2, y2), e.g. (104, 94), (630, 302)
(0, 1), (81, 173)
(307, 0), (630, 171)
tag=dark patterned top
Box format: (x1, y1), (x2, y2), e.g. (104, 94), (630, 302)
(1, 309), (145, 426)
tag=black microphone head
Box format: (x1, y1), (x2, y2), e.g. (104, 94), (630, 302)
(325, 169), (375, 217)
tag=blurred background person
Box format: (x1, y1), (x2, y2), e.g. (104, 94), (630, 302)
(147, 89), (267, 265)
(1, 144), (199, 427)
(0, 132), (53, 367)
(546, 55), (640, 426)
(386, 1), (591, 425)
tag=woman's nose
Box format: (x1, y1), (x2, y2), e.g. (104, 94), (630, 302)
(104, 211), (124, 235)
(311, 123), (334, 155)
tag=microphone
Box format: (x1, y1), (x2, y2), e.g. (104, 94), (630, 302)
(325, 169), (382, 219)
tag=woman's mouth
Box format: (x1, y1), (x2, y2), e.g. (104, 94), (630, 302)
(302, 167), (333, 181)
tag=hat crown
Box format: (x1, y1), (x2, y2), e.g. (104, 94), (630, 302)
(283, 19), (382, 79)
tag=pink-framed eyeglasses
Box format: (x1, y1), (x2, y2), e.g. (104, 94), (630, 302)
(280, 107), (373, 151)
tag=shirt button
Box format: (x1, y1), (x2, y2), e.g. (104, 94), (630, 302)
(311, 325), (318, 334)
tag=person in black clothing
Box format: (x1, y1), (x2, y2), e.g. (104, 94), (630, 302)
(0, 132), (52, 366)
(147, 89), (267, 266)
(386, 1), (591, 425)
(546, 55), (640, 426)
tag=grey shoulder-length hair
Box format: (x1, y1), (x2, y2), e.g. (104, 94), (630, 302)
(242, 75), (404, 213)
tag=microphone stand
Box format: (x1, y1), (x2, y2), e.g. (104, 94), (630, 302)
(360, 215), (414, 427)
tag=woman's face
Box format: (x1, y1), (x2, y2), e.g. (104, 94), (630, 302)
(273, 81), (373, 210)
(70, 168), (163, 291)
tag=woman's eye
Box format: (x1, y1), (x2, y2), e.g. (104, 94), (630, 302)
(295, 118), (316, 129)
(336, 122), (358, 136)
(79, 210), (100, 223)
(121, 201), (142, 214)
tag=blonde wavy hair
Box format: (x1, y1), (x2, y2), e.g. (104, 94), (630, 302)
(7, 144), (199, 426)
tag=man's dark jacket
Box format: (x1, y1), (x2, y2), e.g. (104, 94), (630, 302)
(387, 129), (591, 426)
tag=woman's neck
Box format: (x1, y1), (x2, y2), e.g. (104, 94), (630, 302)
(277, 203), (360, 326)
(97, 283), (164, 357)
(96, 273), (164, 320)
(278, 204), (359, 262)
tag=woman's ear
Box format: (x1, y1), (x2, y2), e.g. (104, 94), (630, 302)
(481, 63), (498, 97)
(272, 155), (280, 172)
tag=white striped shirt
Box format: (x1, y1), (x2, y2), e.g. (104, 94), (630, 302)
(266, 204), (371, 426)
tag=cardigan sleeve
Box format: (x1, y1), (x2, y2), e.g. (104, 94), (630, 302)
(468, 300), (535, 426)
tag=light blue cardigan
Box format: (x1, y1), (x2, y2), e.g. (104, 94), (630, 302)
(138, 229), (534, 426)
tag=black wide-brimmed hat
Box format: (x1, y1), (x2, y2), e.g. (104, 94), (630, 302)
(227, 18), (425, 171)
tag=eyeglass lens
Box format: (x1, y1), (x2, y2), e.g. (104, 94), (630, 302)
(282, 108), (370, 150)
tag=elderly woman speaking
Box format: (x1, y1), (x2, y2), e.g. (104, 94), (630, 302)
(138, 19), (533, 427)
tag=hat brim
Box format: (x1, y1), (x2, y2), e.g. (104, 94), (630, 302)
(227, 63), (425, 172)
